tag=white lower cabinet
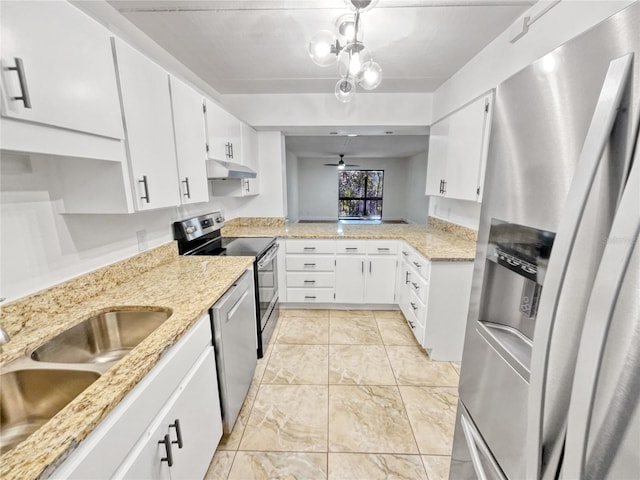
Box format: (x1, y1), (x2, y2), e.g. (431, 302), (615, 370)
(364, 256), (398, 304)
(114, 348), (221, 480)
(335, 256), (366, 303)
(51, 314), (222, 479)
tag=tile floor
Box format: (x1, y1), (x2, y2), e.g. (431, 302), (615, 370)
(205, 309), (460, 480)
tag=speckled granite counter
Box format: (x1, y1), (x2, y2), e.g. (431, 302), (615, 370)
(222, 217), (478, 261)
(0, 243), (253, 480)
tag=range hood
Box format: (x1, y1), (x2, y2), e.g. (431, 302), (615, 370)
(206, 159), (257, 179)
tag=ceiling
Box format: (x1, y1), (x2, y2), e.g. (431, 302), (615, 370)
(108, 0), (534, 95)
(285, 134), (429, 159)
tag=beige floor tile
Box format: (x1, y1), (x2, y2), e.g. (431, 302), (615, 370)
(277, 316), (329, 344)
(329, 345), (396, 385)
(281, 309), (330, 319)
(330, 309), (375, 319)
(421, 455), (451, 480)
(329, 453), (428, 480)
(217, 382), (259, 450)
(329, 316), (382, 344)
(240, 385), (328, 452)
(373, 310), (405, 320)
(228, 451), (327, 480)
(329, 385), (418, 454)
(400, 387), (458, 455)
(205, 450), (236, 479)
(386, 346), (459, 386)
(376, 317), (420, 346)
(262, 344), (328, 384)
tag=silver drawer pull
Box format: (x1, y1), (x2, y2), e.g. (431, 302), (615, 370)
(411, 282), (419, 290)
(402, 251), (409, 256)
(377, 247), (390, 251)
(345, 247), (358, 251)
(410, 302), (418, 310)
(303, 263), (316, 267)
(303, 247), (316, 251)
(413, 261), (421, 268)
(303, 280), (316, 284)
(408, 320), (415, 329)
(304, 295), (316, 299)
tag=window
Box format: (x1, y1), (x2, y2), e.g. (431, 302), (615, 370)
(338, 170), (384, 219)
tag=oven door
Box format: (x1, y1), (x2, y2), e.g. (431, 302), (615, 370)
(257, 242), (279, 330)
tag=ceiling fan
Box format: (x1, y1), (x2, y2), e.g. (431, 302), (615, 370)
(324, 154), (360, 170)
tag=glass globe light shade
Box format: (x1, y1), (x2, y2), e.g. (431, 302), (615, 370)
(334, 13), (362, 45)
(337, 159), (346, 170)
(335, 77), (356, 103)
(308, 30), (336, 67)
(337, 42), (371, 79)
(344, 0), (379, 12)
(359, 61), (382, 90)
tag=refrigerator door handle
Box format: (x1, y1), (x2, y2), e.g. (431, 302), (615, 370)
(563, 133), (640, 480)
(460, 410), (508, 480)
(526, 53), (634, 479)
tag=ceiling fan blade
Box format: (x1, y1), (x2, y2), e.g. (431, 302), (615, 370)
(324, 163), (339, 166)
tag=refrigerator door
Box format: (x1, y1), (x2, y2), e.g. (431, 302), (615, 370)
(562, 134), (640, 480)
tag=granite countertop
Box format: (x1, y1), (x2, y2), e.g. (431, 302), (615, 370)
(0, 244), (253, 480)
(222, 217), (478, 261)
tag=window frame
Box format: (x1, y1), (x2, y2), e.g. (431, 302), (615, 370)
(338, 169), (384, 220)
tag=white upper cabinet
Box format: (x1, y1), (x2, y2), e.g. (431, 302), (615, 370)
(112, 38), (180, 211)
(204, 100), (242, 163)
(426, 92), (494, 202)
(0, 1), (123, 139)
(241, 123), (260, 195)
(169, 76), (209, 204)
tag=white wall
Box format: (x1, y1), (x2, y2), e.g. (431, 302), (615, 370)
(428, 0), (634, 229)
(296, 157), (409, 221)
(285, 150), (300, 223)
(404, 151), (430, 224)
(222, 92), (433, 129)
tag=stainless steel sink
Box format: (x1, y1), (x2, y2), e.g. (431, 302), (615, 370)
(0, 369), (101, 454)
(31, 309), (172, 364)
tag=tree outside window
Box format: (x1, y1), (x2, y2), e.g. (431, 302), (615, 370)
(338, 170), (384, 219)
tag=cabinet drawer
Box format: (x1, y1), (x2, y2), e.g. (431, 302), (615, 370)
(287, 272), (335, 288)
(408, 290), (426, 327)
(365, 241), (399, 255)
(286, 239), (336, 254)
(400, 245), (430, 281)
(407, 268), (428, 305)
(286, 255), (335, 272)
(336, 239), (365, 254)
(286, 288), (334, 303)
(402, 299), (425, 345)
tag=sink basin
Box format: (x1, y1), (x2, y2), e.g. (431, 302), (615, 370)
(0, 369), (100, 454)
(31, 309), (172, 364)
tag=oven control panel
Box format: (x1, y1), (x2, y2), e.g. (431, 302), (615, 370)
(175, 211), (225, 242)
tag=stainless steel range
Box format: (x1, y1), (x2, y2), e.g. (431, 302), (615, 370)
(173, 212), (279, 358)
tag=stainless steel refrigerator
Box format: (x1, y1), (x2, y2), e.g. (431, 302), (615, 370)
(451, 4), (640, 479)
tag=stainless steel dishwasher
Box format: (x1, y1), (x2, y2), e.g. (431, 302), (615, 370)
(210, 270), (257, 433)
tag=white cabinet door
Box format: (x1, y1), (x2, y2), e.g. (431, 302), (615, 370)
(335, 256), (365, 303)
(169, 76), (209, 204)
(446, 94), (491, 201)
(113, 38), (180, 210)
(364, 256), (397, 304)
(0, 1), (123, 139)
(204, 100), (242, 162)
(114, 348), (220, 480)
(241, 123), (260, 195)
(425, 116), (449, 196)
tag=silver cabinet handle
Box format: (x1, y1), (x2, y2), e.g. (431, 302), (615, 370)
(304, 295), (316, 300)
(303, 263), (316, 267)
(7, 57), (32, 108)
(410, 302), (418, 310)
(377, 247), (390, 251)
(361, 261), (364, 274)
(139, 176), (150, 203)
(303, 280), (316, 284)
(369, 261), (372, 273)
(408, 320), (415, 329)
(411, 282), (419, 290)
(405, 271), (410, 284)
(413, 261), (421, 268)
(182, 177), (191, 198)
(303, 247), (316, 251)
(244, 179), (250, 192)
(230, 142), (234, 159)
(345, 247), (358, 251)
(402, 251), (409, 256)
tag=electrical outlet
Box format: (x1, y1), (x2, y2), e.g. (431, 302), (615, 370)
(136, 230), (148, 252)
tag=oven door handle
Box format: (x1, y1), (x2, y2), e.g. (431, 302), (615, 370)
(257, 243), (280, 268)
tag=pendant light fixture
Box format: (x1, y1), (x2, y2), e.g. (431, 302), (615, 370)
(308, 0), (382, 103)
